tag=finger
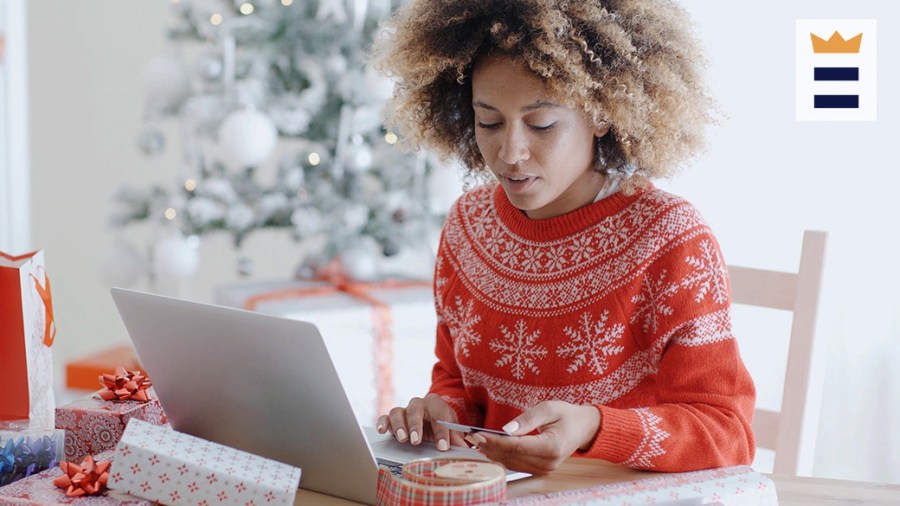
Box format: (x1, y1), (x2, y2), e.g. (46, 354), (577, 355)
(448, 431), (468, 448)
(405, 397), (425, 445)
(376, 415), (391, 433)
(477, 432), (560, 462)
(476, 434), (563, 476)
(388, 406), (409, 442)
(422, 394), (454, 450)
(502, 401), (563, 435)
(464, 432), (486, 449)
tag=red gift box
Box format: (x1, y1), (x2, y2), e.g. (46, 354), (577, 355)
(54, 392), (166, 463)
(0, 449), (152, 505)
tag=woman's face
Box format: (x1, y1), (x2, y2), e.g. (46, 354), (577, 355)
(472, 56), (608, 219)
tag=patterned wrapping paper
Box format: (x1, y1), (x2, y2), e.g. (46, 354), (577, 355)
(0, 424), (65, 487)
(505, 465), (778, 506)
(54, 392), (166, 463)
(107, 420), (301, 506)
(0, 449), (153, 505)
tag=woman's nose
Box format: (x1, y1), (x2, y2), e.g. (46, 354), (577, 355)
(498, 126), (530, 165)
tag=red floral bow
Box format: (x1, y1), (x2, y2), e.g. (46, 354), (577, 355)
(98, 366), (153, 402)
(53, 455), (111, 497)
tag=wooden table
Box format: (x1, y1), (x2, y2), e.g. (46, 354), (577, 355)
(294, 457), (900, 505)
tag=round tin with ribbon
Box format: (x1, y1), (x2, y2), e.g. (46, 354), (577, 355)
(376, 458), (507, 505)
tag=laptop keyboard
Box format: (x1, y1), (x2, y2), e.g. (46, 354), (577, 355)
(376, 459), (404, 477)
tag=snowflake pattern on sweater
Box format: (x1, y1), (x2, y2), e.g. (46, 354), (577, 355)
(429, 184), (756, 472)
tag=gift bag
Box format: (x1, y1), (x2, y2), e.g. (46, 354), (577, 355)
(0, 250), (56, 429)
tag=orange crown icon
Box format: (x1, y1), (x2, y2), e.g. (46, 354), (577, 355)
(810, 31), (862, 53)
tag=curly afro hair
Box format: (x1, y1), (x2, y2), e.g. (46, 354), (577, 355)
(372, 0), (717, 187)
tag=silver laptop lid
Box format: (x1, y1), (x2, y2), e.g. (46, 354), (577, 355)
(110, 287), (379, 504)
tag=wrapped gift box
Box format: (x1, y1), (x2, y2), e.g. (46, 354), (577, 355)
(65, 346), (146, 391)
(0, 422), (65, 487)
(108, 420), (301, 506)
(506, 464), (777, 506)
(0, 449), (152, 505)
(55, 392), (166, 463)
(216, 278), (437, 424)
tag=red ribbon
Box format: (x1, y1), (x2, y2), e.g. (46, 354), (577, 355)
(98, 366), (153, 402)
(244, 266), (429, 419)
(30, 269), (56, 347)
(52, 455), (111, 497)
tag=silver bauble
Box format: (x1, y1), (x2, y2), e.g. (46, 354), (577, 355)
(194, 51), (224, 84)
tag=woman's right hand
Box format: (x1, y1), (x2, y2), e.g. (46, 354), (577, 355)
(376, 393), (467, 451)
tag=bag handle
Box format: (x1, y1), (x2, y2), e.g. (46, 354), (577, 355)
(30, 267), (56, 347)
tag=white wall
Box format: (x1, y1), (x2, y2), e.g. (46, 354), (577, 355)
(0, 0), (29, 253)
(27, 0), (900, 485)
(673, 0), (900, 484)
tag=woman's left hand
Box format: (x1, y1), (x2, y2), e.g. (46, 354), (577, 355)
(464, 400), (601, 476)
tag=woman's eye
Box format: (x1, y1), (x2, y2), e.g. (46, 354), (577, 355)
(477, 122), (501, 130)
(530, 123), (556, 132)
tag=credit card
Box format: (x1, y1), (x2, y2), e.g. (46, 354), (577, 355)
(435, 420), (512, 436)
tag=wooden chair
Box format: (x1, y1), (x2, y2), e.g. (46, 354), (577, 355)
(727, 230), (827, 476)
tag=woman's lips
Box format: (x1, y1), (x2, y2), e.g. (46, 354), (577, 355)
(501, 174), (537, 192)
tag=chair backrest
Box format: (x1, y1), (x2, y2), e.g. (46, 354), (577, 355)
(727, 230), (827, 476)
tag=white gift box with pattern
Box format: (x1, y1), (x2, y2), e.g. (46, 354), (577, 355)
(107, 419), (301, 506)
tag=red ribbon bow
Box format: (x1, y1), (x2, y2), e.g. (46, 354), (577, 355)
(98, 366), (153, 402)
(52, 455), (111, 497)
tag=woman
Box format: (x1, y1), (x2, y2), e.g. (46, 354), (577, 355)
(373, 0), (755, 475)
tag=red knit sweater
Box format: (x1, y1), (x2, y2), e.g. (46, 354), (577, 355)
(428, 183), (755, 472)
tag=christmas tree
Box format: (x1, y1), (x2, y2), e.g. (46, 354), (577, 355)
(111, 0), (455, 281)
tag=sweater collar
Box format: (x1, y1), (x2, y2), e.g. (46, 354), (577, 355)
(492, 183), (648, 241)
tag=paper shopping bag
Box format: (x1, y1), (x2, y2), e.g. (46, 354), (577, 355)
(0, 250), (56, 428)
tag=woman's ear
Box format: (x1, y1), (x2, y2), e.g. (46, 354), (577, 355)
(595, 121), (611, 138)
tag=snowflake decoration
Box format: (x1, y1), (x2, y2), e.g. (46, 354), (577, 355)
(567, 234), (596, 263)
(544, 244), (569, 271)
(490, 320), (548, 380)
(622, 408), (670, 469)
(443, 296), (482, 357)
(556, 310), (625, 376)
(681, 240), (729, 304)
(519, 247), (544, 273)
(630, 269), (679, 333)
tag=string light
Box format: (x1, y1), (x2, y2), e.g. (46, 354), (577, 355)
(239, 3), (254, 15)
(184, 179), (197, 192)
(281, 0), (293, 5)
(384, 132), (398, 145)
(210, 13), (223, 26)
(164, 208), (177, 220)
(308, 152), (321, 166)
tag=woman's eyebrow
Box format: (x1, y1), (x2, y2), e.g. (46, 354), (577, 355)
(473, 100), (562, 112)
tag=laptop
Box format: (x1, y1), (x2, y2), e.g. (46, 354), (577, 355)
(110, 287), (528, 504)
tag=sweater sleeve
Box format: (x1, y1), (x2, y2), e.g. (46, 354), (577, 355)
(426, 224), (484, 426)
(579, 232), (756, 471)
(428, 320), (483, 426)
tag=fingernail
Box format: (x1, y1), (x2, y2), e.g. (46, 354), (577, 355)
(377, 423), (385, 432)
(464, 435), (479, 449)
(502, 420), (519, 434)
(410, 431), (420, 445)
(470, 433), (486, 445)
(396, 428), (407, 442)
(437, 439), (449, 451)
